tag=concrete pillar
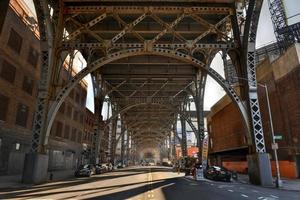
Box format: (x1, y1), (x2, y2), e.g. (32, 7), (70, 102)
(247, 153), (273, 186)
(22, 153), (49, 184)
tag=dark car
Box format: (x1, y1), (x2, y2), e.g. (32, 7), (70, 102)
(95, 164), (106, 174)
(74, 164), (95, 177)
(204, 166), (232, 182)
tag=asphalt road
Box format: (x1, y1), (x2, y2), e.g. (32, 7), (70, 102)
(0, 166), (299, 200)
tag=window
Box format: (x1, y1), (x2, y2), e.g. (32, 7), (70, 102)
(0, 94), (9, 121)
(66, 105), (72, 118)
(27, 46), (39, 67)
(77, 131), (82, 143)
(0, 60), (16, 83)
(7, 29), (22, 54)
(22, 76), (34, 95)
(15, 103), (29, 127)
(69, 90), (74, 100)
(56, 121), (63, 137)
(73, 110), (79, 121)
(80, 114), (84, 124)
(81, 96), (86, 106)
(75, 93), (80, 104)
(59, 102), (65, 114)
(71, 128), (77, 141)
(64, 125), (70, 139)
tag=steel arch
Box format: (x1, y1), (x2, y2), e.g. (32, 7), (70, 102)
(44, 48), (249, 147)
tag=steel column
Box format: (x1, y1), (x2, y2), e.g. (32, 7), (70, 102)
(242, 0), (273, 186)
(120, 122), (126, 164)
(110, 117), (118, 165)
(180, 116), (187, 157)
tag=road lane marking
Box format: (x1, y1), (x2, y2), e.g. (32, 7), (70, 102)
(145, 168), (154, 200)
(241, 194), (249, 198)
(270, 195), (279, 198)
(227, 190), (234, 192)
(258, 197), (264, 199)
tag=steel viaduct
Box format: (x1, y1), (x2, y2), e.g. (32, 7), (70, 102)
(0, 0), (273, 186)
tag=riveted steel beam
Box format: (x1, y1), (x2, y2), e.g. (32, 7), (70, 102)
(64, 6), (232, 15)
(61, 42), (236, 50)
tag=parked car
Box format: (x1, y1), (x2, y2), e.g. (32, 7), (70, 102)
(95, 164), (106, 174)
(104, 163), (113, 171)
(116, 162), (126, 168)
(74, 164), (96, 177)
(204, 166), (232, 182)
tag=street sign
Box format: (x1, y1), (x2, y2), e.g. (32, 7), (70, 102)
(274, 135), (283, 140)
(195, 168), (204, 180)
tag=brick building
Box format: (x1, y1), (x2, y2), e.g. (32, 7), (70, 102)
(0, 0), (41, 175)
(175, 146), (199, 158)
(0, 1), (91, 175)
(207, 44), (300, 178)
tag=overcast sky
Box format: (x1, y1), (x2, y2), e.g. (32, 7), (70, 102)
(24, 0), (278, 113)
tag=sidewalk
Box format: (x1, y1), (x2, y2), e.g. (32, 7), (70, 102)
(235, 174), (300, 191)
(0, 169), (75, 189)
(184, 173), (300, 191)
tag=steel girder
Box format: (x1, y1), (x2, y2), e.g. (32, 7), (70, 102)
(242, 0), (266, 153)
(30, 0), (58, 152)
(180, 116), (188, 157)
(28, 0), (267, 156)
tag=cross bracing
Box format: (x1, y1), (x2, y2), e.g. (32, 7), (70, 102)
(5, 0), (274, 185)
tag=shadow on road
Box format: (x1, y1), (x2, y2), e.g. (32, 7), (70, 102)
(0, 167), (175, 200)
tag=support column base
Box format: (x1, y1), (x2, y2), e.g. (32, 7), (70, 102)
(247, 153), (273, 186)
(22, 153), (49, 184)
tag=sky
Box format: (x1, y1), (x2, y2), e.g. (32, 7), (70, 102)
(24, 0), (280, 113)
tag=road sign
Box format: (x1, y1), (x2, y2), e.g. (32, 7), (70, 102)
(195, 168), (204, 180)
(274, 135), (283, 140)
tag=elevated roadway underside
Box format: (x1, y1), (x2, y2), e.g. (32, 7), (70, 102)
(60, 0), (237, 149)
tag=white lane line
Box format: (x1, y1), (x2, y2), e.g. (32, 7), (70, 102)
(258, 197), (264, 199)
(270, 195), (279, 198)
(241, 194), (249, 198)
(227, 190), (234, 192)
(183, 177), (194, 183)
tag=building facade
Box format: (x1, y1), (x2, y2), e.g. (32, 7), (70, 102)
(0, 1), (91, 176)
(207, 44), (300, 178)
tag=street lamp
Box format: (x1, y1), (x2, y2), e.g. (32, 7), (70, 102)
(233, 76), (282, 188)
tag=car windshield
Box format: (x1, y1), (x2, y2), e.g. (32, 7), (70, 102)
(213, 166), (227, 171)
(213, 166), (221, 171)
